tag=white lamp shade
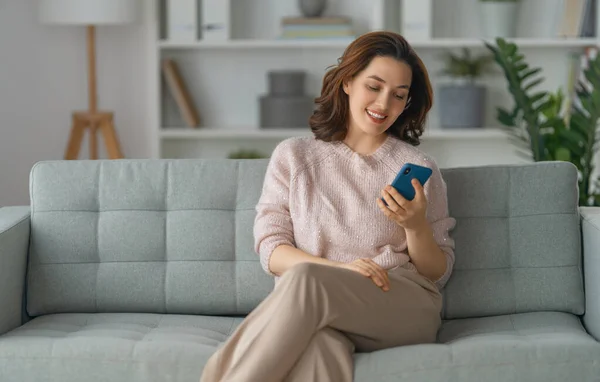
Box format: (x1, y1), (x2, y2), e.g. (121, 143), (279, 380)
(39, 0), (139, 25)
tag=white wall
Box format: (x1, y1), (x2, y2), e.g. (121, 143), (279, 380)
(0, 0), (151, 206)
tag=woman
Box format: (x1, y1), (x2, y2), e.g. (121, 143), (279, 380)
(200, 30), (456, 382)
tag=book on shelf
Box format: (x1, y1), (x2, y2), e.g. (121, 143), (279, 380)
(558, 0), (596, 38)
(199, 0), (230, 41)
(165, 0), (230, 42)
(400, 0), (432, 41)
(165, 0), (197, 42)
(161, 59), (201, 128)
(279, 16), (355, 40)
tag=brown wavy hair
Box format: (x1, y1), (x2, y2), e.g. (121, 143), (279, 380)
(309, 31), (433, 146)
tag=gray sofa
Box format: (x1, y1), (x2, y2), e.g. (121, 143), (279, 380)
(1, 159), (599, 382)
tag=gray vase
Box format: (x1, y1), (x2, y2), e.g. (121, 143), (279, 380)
(268, 71), (306, 96)
(260, 96), (315, 128)
(299, 0), (327, 17)
(438, 84), (486, 128)
(260, 70), (314, 128)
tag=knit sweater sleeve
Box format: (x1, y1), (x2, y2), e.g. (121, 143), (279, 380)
(253, 141), (296, 275)
(425, 160), (457, 290)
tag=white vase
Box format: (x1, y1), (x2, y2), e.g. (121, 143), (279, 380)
(479, 2), (519, 38)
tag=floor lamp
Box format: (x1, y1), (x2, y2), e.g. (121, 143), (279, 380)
(39, 0), (139, 160)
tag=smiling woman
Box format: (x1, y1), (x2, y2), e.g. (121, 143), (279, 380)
(200, 31), (456, 382)
(309, 30), (433, 148)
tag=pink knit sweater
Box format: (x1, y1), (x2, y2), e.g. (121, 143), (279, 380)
(253, 134), (457, 289)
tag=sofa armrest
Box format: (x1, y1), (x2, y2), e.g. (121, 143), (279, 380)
(581, 207), (600, 341)
(0, 206), (30, 336)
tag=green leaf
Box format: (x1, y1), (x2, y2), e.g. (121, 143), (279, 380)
(541, 116), (566, 129)
(557, 138), (584, 156)
(483, 39), (556, 163)
(570, 112), (589, 133)
(581, 95), (595, 112)
(530, 92), (547, 106)
(513, 53), (524, 63)
(484, 42), (498, 54)
(520, 68), (542, 82)
(440, 47), (495, 79)
(535, 99), (554, 115)
(515, 63), (528, 72)
(585, 64), (600, 84)
(561, 129), (585, 146)
(524, 78), (544, 92)
(497, 108), (515, 126)
(554, 147), (571, 162)
(592, 89), (600, 110)
(496, 37), (508, 49)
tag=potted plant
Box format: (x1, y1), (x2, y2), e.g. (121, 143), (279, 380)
(479, 0), (520, 38)
(227, 149), (268, 159)
(438, 47), (494, 128)
(485, 37), (600, 206)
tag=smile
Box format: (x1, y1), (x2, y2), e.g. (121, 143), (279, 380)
(366, 109), (387, 123)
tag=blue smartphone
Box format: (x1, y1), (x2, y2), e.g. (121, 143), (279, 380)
(382, 163), (432, 203)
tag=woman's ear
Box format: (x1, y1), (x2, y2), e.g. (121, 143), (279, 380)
(342, 79), (351, 95)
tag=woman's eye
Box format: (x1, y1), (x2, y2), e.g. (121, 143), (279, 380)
(367, 85), (379, 91)
(395, 94), (405, 100)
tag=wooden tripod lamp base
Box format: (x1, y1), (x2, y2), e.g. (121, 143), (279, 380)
(64, 111), (123, 160)
(63, 26), (125, 160)
(39, 0), (137, 160)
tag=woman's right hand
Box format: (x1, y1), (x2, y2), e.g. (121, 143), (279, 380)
(337, 258), (390, 291)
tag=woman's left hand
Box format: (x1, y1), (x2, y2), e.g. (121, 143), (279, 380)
(377, 179), (428, 231)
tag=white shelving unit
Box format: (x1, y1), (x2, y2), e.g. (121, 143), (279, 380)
(147, 0), (599, 168)
(158, 38), (598, 50)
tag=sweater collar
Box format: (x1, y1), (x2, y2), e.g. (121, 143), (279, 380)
(333, 133), (397, 164)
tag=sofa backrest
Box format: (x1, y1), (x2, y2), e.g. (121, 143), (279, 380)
(441, 162), (584, 319)
(26, 159), (584, 319)
(26, 159), (274, 317)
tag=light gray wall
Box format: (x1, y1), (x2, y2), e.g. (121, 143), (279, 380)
(0, 0), (151, 206)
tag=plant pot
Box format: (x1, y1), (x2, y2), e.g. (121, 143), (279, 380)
(479, 2), (518, 38)
(438, 84), (486, 128)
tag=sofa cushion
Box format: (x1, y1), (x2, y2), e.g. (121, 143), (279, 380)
(0, 313), (243, 382)
(1, 312), (597, 382)
(27, 160), (584, 319)
(27, 160), (275, 316)
(441, 162), (584, 319)
(353, 312), (600, 382)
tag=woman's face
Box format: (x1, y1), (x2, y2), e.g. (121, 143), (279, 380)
(343, 56), (412, 137)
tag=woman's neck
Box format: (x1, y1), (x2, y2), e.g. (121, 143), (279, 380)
(342, 127), (389, 156)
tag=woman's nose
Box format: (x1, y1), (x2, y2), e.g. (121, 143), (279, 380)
(375, 93), (391, 111)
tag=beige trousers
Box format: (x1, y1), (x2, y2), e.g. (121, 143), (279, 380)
(200, 262), (442, 382)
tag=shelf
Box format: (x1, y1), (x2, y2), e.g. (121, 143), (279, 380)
(160, 127), (313, 139)
(420, 38), (599, 48)
(160, 127), (507, 140)
(421, 128), (507, 139)
(158, 39), (355, 50)
(158, 38), (598, 50)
